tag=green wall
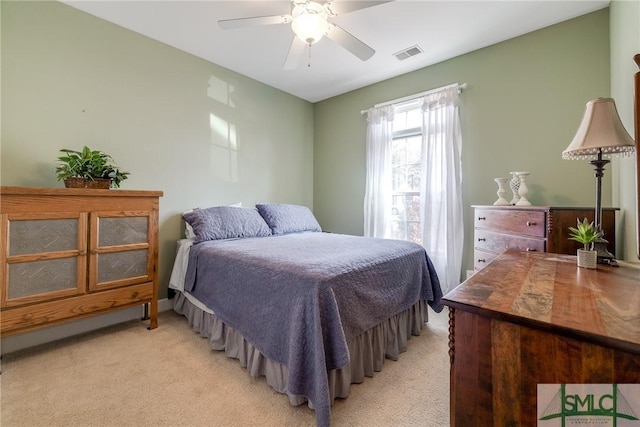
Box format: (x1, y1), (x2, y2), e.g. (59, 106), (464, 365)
(1, 1), (315, 298)
(313, 9), (617, 276)
(610, 0), (640, 261)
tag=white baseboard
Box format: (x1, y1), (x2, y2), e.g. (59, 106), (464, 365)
(1, 298), (173, 356)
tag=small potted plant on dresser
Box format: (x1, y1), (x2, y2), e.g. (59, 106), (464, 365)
(568, 217), (602, 269)
(55, 146), (129, 189)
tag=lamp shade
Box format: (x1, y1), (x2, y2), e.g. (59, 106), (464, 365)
(291, 1), (329, 45)
(562, 98), (635, 160)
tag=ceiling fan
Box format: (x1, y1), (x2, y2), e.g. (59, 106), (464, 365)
(218, 1), (392, 69)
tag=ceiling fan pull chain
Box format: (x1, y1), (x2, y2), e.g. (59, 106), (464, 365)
(307, 43), (312, 67)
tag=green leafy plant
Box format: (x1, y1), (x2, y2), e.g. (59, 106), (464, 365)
(55, 146), (129, 188)
(568, 217), (602, 251)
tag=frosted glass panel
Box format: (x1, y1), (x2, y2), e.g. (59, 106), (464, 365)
(8, 258), (77, 298)
(10, 219), (78, 255)
(99, 217), (148, 247)
(97, 249), (148, 283)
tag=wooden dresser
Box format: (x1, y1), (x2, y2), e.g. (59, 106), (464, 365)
(472, 205), (617, 271)
(1, 186), (163, 336)
(442, 250), (640, 426)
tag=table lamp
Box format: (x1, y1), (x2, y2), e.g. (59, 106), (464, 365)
(562, 98), (636, 265)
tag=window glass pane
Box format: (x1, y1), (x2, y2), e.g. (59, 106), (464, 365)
(406, 109), (421, 129)
(407, 137), (421, 191)
(392, 136), (422, 192)
(392, 138), (406, 191)
(390, 193), (421, 244)
(390, 104), (424, 245)
(406, 221), (422, 244)
(392, 111), (407, 132)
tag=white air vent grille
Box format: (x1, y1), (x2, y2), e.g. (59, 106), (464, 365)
(394, 45), (423, 61)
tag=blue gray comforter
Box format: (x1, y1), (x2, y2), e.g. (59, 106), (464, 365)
(184, 232), (443, 427)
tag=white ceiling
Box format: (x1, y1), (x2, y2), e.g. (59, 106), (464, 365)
(62, 0), (609, 103)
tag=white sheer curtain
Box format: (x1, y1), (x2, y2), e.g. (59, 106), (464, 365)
(419, 86), (463, 293)
(363, 106), (394, 238)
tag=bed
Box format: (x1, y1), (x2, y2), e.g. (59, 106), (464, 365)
(169, 203), (444, 427)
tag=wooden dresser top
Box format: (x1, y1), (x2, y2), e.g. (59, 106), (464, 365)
(443, 250), (640, 354)
(471, 205), (619, 211)
(1, 186), (163, 197)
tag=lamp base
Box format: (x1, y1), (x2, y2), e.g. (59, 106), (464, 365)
(592, 237), (618, 266)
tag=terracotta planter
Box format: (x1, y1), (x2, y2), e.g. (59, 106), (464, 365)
(577, 249), (597, 269)
(64, 177), (112, 189)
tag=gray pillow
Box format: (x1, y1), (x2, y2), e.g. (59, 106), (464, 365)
(183, 206), (272, 243)
(256, 203), (322, 235)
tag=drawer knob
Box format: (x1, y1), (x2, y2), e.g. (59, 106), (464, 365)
(477, 258), (486, 263)
(478, 238), (486, 242)
(526, 221), (537, 227)
(478, 217), (486, 221)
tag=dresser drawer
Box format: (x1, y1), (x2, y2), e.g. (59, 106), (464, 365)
(475, 209), (546, 238)
(474, 249), (499, 270)
(475, 229), (546, 253)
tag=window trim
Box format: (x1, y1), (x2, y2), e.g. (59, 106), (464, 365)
(392, 126), (421, 140)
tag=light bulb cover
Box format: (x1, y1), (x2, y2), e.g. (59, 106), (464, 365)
(291, 1), (329, 45)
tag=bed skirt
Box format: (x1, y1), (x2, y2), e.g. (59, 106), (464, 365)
(173, 291), (429, 407)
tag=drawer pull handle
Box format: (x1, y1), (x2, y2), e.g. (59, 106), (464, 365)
(478, 238), (486, 242)
(526, 221), (537, 227)
(526, 248), (537, 252)
(478, 217), (486, 221)
(477, 258), (486, 263)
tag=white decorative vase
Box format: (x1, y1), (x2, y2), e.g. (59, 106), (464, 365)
(577, 249), (597, 269)
(515, 172), (531, 206)
(509, 172), (520, 205)
(493, 178), (510, 206)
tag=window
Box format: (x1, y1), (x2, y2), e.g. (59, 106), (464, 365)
(390, 101), (422, 244)
(364, 83), (463, 292)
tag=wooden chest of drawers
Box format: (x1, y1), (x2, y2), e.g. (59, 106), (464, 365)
(472, 206), (617, 271)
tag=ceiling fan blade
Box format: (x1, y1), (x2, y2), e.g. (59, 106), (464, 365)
(284, 37), (306, 70)
(325, 1), (393, 16)
(326, 24), (375, 61)
(218, 14), (291, 30)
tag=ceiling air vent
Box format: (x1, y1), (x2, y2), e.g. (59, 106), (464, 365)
(394, 45), (423, 61)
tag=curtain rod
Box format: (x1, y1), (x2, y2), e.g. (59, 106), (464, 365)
(360, 82), (467, 115)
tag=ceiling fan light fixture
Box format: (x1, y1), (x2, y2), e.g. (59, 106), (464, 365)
(291, 1), (329, 45)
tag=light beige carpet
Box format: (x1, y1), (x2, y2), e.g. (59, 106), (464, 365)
(0, 307), (450, 427)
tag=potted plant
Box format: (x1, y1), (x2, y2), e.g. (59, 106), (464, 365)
(568, 217), (602, 269)
(55, 146), (129, 189)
